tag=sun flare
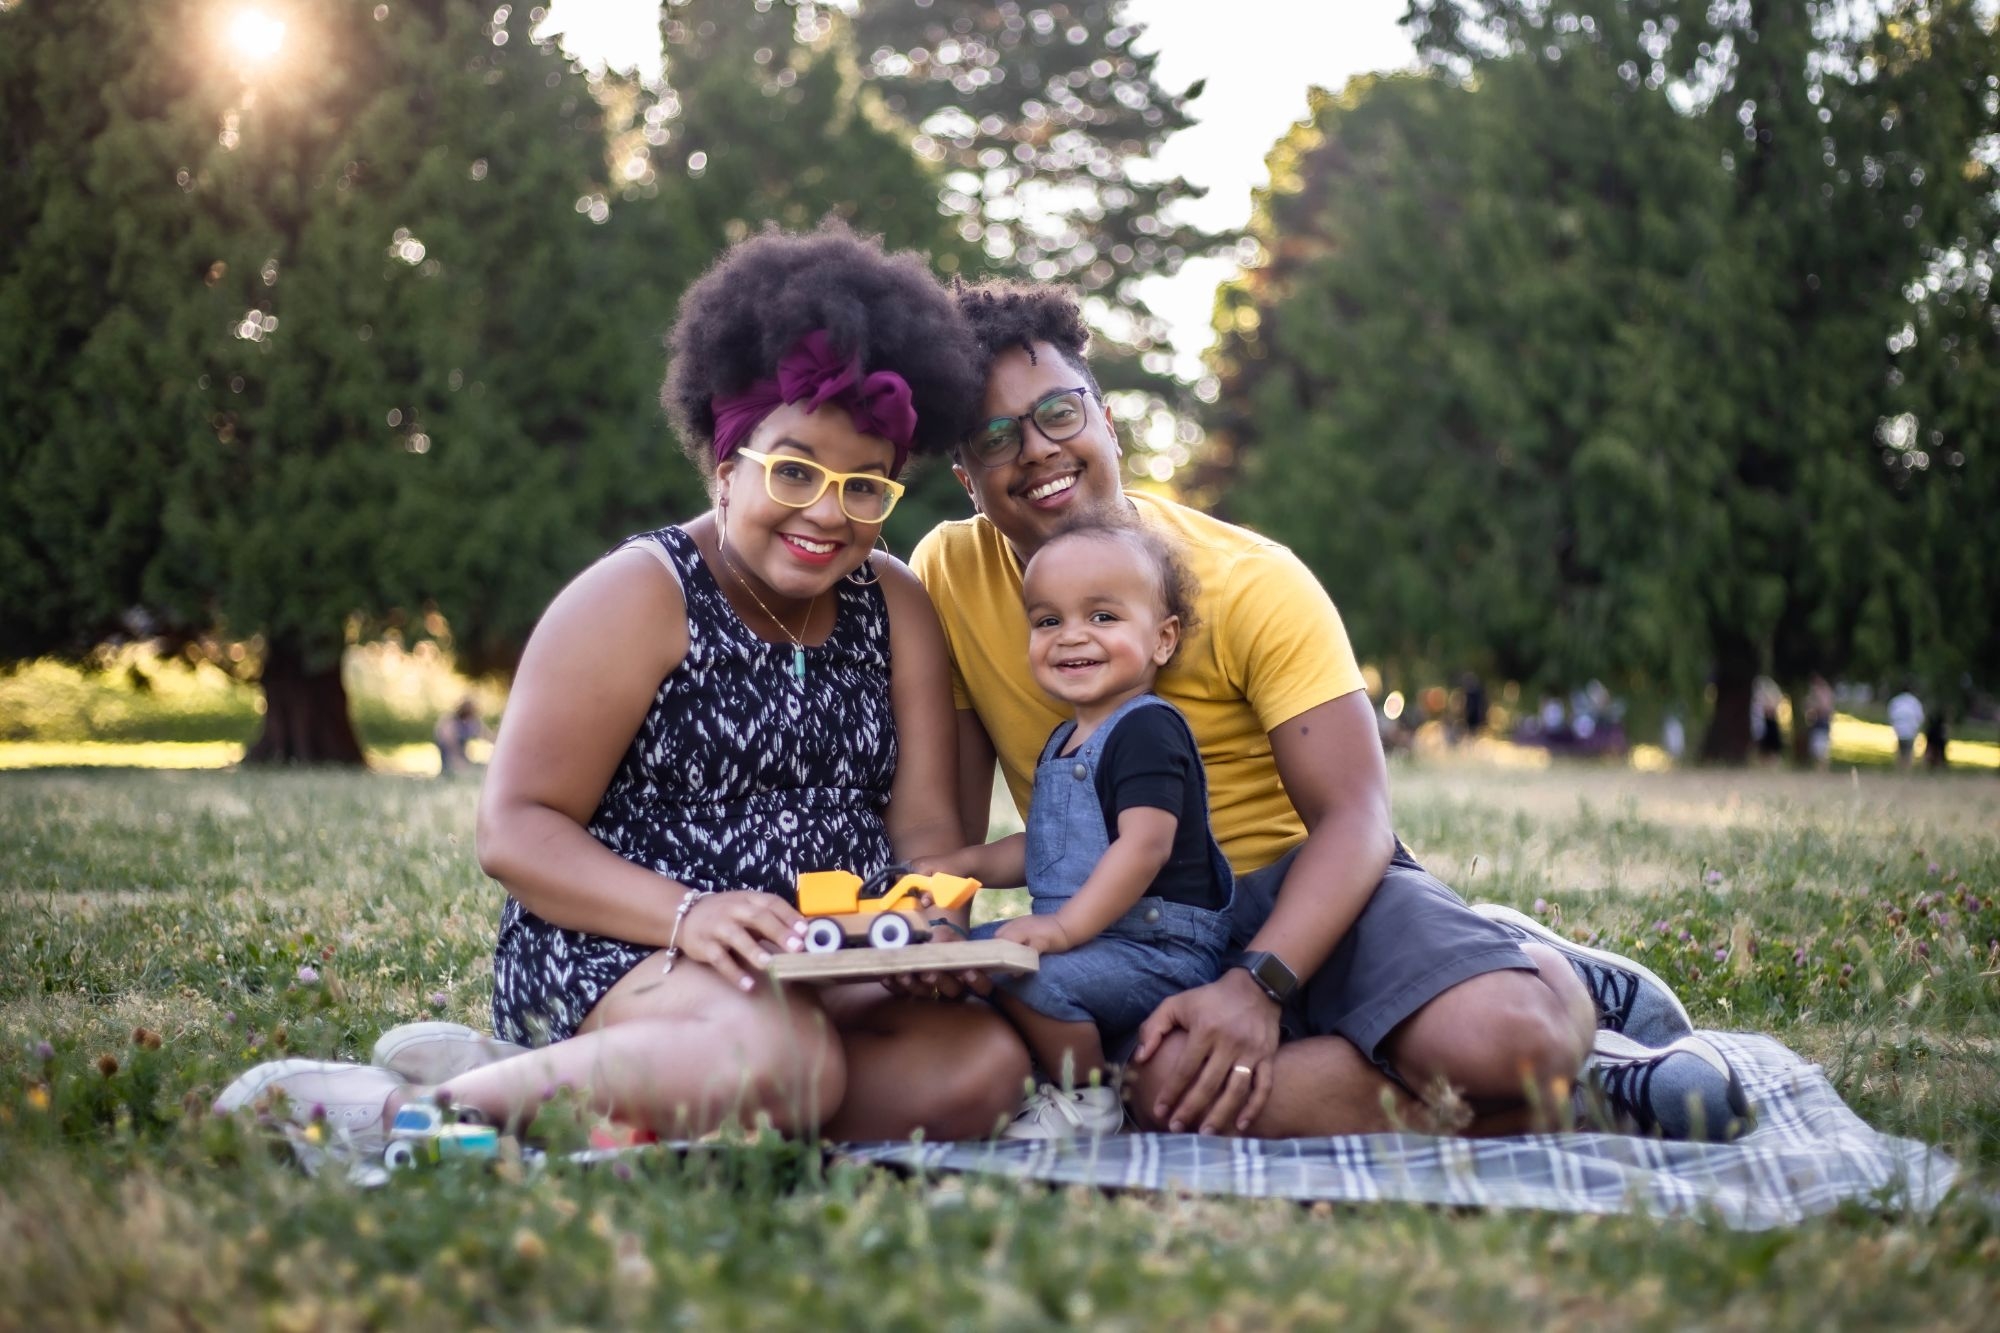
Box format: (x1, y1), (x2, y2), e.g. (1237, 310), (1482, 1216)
(227, 8), (287, 64)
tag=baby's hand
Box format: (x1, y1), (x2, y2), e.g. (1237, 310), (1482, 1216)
(997, 915), (1074, 956)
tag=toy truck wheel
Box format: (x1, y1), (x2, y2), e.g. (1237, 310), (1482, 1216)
(804, 919), (846, 953)
(383, 1140), (418, 1170)
(867, 913), (913, 950)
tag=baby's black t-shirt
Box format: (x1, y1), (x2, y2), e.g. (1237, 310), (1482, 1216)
(1064, 703), (1230, 912)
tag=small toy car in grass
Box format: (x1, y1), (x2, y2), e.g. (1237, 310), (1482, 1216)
(382, 1102), (500, 1170)
(795, 865), (981, 952)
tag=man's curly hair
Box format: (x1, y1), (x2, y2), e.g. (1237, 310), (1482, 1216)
(950, 278), (1101, 397)
(662, 220), (983, 470)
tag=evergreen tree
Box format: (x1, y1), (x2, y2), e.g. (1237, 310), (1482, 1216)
(851, 0), (1216, 341)
(1211, 60), (1725, 700)
(1408, 0), (1999, 760)
(1, 0), (639, 761)
(1212, 2), (1998, 759)
(0, 0), (982, 761)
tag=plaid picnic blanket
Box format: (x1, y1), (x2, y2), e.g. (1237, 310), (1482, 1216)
(839, 1031), (1959, 1229)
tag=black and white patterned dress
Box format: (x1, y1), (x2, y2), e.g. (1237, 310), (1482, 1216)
(491, 524), (899, 1045)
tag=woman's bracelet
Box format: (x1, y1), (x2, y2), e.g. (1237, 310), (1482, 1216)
(660, 888), (713, 974)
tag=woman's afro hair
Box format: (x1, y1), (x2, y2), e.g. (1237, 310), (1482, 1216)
(950, 277), (1099, 395)
(662, 219), (984, 470)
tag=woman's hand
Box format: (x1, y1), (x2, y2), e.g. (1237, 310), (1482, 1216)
(675, 892), (808, 992)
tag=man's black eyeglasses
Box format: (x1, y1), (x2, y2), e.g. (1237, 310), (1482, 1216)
(962, 387), (1094, 469)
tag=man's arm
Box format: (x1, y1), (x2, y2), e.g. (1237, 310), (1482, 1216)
(1242, 691), (1395, 979)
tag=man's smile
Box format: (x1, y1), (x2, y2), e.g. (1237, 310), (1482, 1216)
(1016, 471), (1080, 504)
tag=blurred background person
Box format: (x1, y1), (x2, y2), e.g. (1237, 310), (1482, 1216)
(434, 698), (491, 777)
(1887, 683), (1925, 771)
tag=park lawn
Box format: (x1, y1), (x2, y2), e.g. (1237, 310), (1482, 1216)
(1, 763), (1996, 1329)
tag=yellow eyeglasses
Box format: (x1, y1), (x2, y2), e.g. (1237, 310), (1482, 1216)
(735, 448), (906, 522)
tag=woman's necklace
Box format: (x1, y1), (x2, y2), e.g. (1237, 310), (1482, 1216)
(714, 544), (818, 683)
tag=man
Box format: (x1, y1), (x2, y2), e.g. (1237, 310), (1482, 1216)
(911, 279), (1748, 1141)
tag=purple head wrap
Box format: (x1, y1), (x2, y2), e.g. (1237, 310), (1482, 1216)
(709, 330), (919, 476)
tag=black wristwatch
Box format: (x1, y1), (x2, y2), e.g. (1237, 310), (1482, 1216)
(1232, 950), (1299, 1005)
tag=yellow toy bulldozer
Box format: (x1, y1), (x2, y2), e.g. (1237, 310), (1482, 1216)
(795, 866), (981, 952)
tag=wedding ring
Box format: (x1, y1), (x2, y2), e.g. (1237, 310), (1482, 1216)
(1231, 1064), (1253, 1077)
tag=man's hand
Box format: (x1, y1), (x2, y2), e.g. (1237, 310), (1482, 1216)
(996, 915), (1073, 955)
(1130, 968), (1281, 1133)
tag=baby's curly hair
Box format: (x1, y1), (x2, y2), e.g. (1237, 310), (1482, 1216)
(662, 220), (983, 470)
(1028, 513), (1200, 667)
(950, 278), (1101, 397)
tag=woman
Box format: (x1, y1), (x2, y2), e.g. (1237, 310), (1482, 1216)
(217, 224), (1030, 1146)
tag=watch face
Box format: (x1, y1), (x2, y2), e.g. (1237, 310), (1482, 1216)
(1242, 951), (1296, 1002)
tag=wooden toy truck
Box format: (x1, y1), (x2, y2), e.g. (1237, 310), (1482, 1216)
(795, 867), (982, 952)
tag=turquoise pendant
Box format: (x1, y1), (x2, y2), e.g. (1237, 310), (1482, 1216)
(791, 646), (807, 680)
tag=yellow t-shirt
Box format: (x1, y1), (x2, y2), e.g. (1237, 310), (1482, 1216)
(910, 492), (1367, 876)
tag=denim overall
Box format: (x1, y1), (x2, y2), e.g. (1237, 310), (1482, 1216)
(974, 693), (1234, 1037)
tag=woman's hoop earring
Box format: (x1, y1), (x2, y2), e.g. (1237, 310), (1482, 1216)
(844, 535), (889, 586)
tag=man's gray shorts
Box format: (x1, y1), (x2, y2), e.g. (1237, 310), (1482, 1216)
(1228, 840), (1535, 1086)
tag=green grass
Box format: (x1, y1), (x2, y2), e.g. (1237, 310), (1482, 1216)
(2, 762), (1997, 1329)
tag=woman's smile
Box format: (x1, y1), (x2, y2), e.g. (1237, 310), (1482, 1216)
(777, 532), (844, 565)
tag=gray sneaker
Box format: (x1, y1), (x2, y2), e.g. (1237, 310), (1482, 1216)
(372, 1022), (529, 1085)
(1582, 1031), (1753, 1142)
(1472, 903), (1694, 1046)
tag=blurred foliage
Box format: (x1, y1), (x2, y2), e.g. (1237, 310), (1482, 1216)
(0, 640), (502, 749)
(1211, 1), (1999, 760)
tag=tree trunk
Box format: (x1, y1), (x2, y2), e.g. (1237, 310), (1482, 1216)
(1701, 641), (1756, 765)
(244, 639), (366, 765)
(1925, 712), (1950, 771)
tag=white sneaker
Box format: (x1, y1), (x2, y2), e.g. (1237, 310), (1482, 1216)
(372, 1022), (529, 1085)
(211, 1059), (405, 1149)
(999, 1083), (1125, 1140)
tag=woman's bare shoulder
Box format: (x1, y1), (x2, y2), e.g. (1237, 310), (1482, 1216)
(531, 540), (690, 679)
(870, 551), (936, 615)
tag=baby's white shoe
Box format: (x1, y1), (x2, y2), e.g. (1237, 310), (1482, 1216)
(1000, 1082), (1125, 1140)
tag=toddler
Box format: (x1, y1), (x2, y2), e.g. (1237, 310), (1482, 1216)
(923, 517), (1233, 1138)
